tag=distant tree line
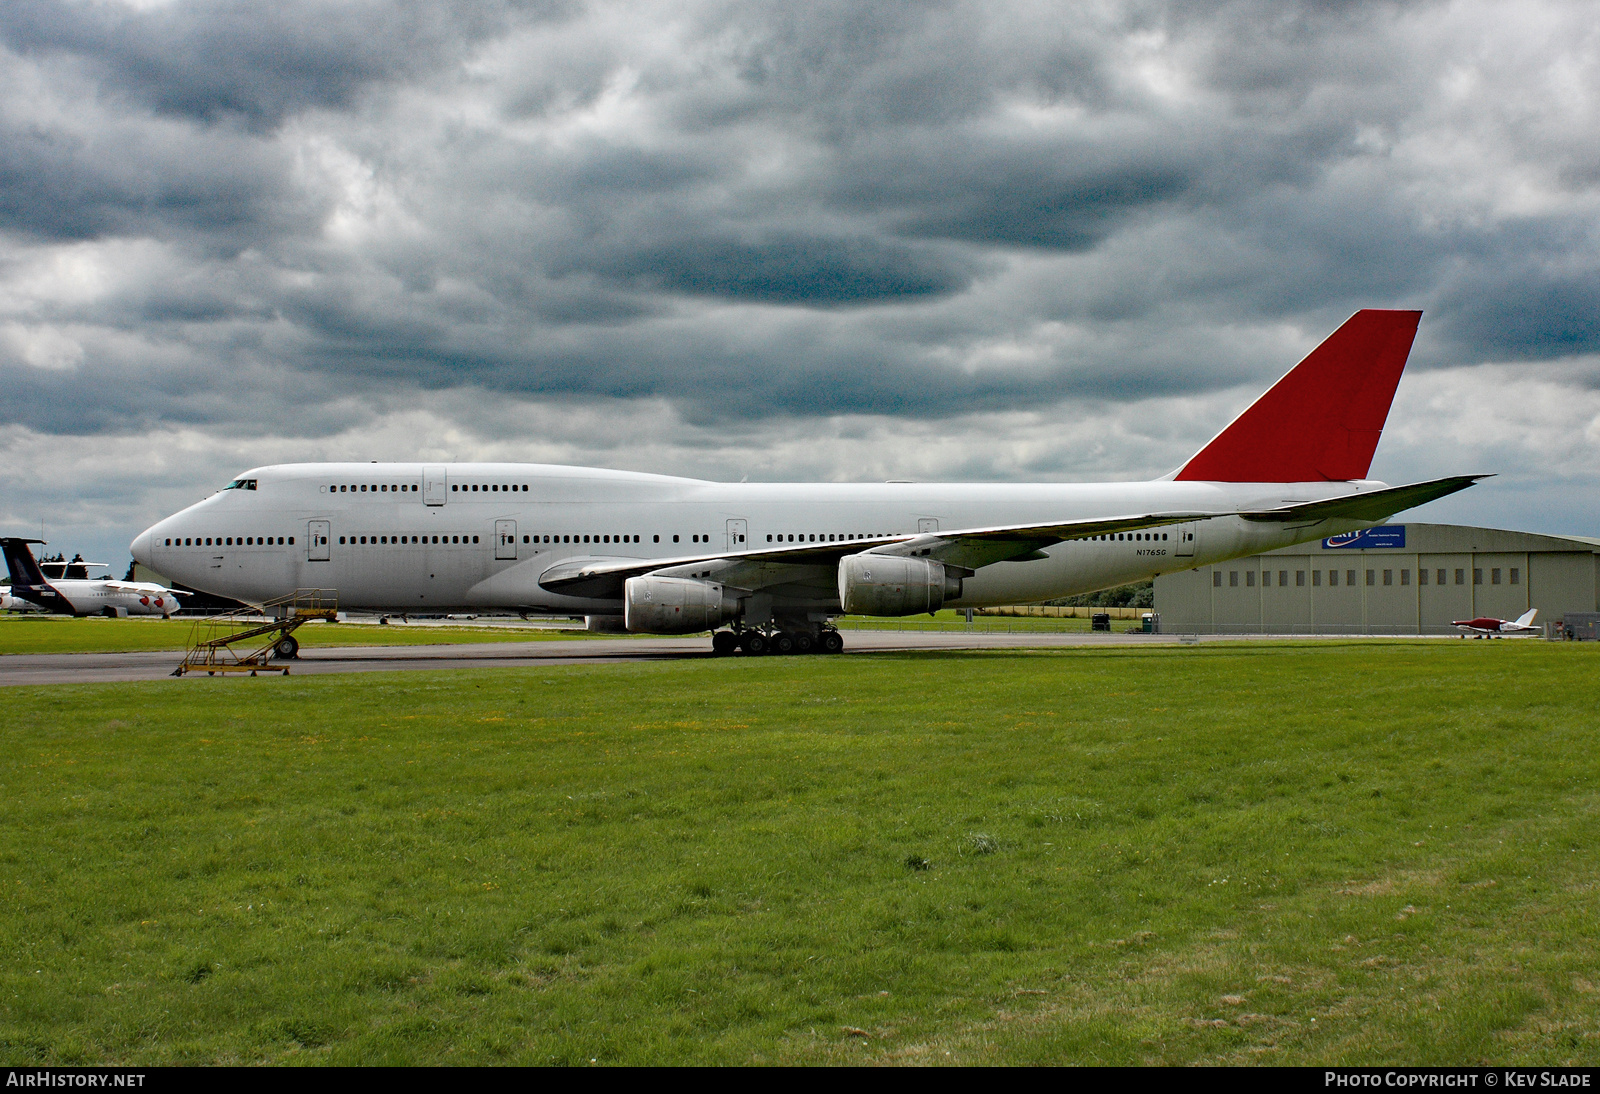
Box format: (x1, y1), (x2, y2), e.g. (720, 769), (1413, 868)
(1047, 580), (1154, 609)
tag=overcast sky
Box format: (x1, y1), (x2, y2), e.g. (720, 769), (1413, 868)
(3, 0), (1598, 569)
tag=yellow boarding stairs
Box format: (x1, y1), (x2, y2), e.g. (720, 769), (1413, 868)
(173, 589), (337, 677)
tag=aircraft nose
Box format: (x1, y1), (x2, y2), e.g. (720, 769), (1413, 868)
(130, 526), (157, 567)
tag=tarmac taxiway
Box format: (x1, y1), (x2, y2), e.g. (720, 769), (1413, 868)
(0, 630), (1192, 686)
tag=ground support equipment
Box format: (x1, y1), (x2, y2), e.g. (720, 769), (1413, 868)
(172, 589), (337, 677)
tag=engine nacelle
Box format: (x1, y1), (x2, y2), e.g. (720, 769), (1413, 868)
(624, 576), (740, 634)
(837, 554), (962, 616)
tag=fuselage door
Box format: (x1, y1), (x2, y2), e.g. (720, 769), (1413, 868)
(308, 520), (331, 562)
(495, 520), (517, 561)
(726, 518), (747, 551)
(423, 467), (448, 506)
(1173, 522), (1197, 558)
(917, 517), (939, 534)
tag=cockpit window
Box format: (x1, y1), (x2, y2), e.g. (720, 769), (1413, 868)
(224, 479), (258, 491)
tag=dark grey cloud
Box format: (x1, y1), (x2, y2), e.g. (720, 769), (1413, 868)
(0, 0), (568, 130)
(574, 232), (979, 305)
(889, 163), (1193, 250)
(0, 115), (304, 243)
(1428, 220), (1600, 360)
(1, 0), (1598, 459)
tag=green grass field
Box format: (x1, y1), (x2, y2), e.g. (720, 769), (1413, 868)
(2, 641), (1597, 1065)
(0, 616), (610, 656)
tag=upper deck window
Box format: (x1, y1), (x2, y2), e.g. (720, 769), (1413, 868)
(224, 479), (258, 490)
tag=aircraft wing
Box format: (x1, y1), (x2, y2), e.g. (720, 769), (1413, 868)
(537, 510), (1215, 599)
(101, 581), (187, 594)
(1239, 475), (1489, 525)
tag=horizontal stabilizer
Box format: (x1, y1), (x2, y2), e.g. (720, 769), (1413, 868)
(1239, 475), (1488, 524)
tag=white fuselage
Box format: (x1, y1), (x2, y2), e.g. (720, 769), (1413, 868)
(18, 580), (181, 617)
(131, 462), (1383, 615)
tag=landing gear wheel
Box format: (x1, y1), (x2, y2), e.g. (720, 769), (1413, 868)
(820, 630), (844, 654)
(740, 632), (768, 655)
(273, 634), (300, 660)
(771, 632), (796, 655)
(793, 632), (815, 654)
(712, 631), (739, 656)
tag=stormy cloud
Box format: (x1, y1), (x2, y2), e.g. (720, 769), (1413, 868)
(3, 0), (1600, 563)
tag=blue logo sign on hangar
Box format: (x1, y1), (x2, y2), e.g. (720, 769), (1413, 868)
(1323, 526), (1406, 550)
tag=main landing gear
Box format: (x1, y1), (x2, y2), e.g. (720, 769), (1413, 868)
(711, 626), (843, 656)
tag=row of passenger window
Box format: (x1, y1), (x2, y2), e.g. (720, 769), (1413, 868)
(1216, 567), (1520, 588)
(166, 532), (784, 549)
(165, 536), (292, 546)
(338, 534), (653, 545)
(327, 484), (417, 493)
(534, 535), (645, 544)
(766, 533), (887, 543)
(160, 530), (1168, 551)
(319, 483), (536, 494)
(342, 535), (479, 545)
(757, 532), (1174, 545)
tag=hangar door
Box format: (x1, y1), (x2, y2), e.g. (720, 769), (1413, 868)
(495, 520), (517, 561)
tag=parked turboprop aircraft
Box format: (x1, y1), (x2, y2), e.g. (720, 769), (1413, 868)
(0, 539), (187, 618)
(1452, 609), (1539, 637)
(132, 310), (1482, 654)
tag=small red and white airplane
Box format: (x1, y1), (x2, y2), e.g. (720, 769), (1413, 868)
(1451, 609), (1539, 637)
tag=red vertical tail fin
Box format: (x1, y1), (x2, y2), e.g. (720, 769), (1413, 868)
(1174, 309), (1421, 483)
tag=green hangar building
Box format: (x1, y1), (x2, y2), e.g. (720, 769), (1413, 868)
(1152, 524), (1600, 635)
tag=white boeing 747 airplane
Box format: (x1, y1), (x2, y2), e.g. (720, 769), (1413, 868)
(132, 310), (1482, 654)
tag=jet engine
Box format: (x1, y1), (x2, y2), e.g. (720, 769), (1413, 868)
(624, 576), (741, 634)
(837, 554), (962, 616)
